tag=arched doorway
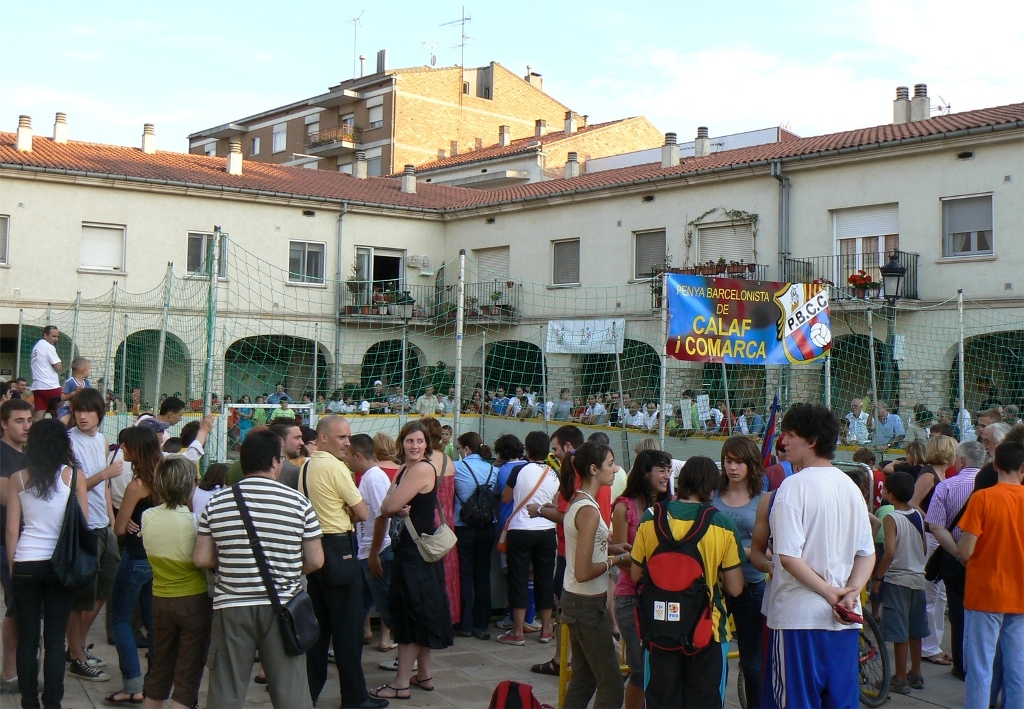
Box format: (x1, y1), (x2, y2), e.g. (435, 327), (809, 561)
(827, 334), (895, 411)
(113, 330), (190, 410)
(576, 339), (660, 401)
(484, 341), (545, 393)
(949, 329), (1024, 411)
(360, 339), (424, 391)
(225, 335), (329, 402)
(700, 364), (768, 415)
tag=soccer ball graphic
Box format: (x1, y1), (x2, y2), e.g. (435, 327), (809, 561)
(809, 322), (832, 348)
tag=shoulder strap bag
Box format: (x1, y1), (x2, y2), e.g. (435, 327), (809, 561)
(496, 465), (550, 554)
(923, 495), (971, 583)
(51, 468), (99, 590)
(402, 461), (457, 563)
(232, 483), (319, 655)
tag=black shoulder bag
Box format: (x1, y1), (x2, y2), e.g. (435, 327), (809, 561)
(52, 468), (99, 590)
(231, 484), (320, 655)
(923, 496), (970, 583)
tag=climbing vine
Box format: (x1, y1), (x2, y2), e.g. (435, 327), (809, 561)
(683, 207), (760, 265)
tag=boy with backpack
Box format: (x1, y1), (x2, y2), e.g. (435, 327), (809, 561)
(453, 432), (497, 639)
(871, 471), (928, 694)
(630, 456), (745, 708)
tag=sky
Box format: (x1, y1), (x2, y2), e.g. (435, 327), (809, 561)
(3, 0), (1022, 151)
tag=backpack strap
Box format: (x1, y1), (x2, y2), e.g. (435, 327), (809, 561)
(683, 504), (718, 544)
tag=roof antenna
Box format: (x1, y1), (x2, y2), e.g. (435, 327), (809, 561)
(441, 5), (473, 70)
(933, 96), (952, 115)
(347, 11), (364, 78)
(421, 40), (441, 66)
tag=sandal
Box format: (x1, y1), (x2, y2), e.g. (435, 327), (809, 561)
(908, 672), (924, 689)
(370, 684), (410, 700)
(890, 677), (911, 695)
(377, 641), (398, 652)
(923, 652), (953, 665)
(531, 659), (560, 676)
(410, 675), (435, 692)
(104, 691), (145, 705)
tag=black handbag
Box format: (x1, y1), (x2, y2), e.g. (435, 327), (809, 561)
(232, 485), (320, 656)
(924, 497), (970, 583)
(51, 469), (99, 590)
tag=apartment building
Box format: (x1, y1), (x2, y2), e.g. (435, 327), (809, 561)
(187, 57), (585, 176)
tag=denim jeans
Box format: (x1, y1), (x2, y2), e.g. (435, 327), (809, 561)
(455, 524), (495, 633)
(361, 545), (394, 628)
(12, 560), (75, 709)
(110, 555), (154, 693)
(726, 580), (766, 709)
(964, 610), (1023, 709)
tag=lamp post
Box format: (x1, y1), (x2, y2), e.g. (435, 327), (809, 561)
(878, 251), (907, 414)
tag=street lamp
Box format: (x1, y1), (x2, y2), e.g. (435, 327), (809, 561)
(879, 250), (907, 305)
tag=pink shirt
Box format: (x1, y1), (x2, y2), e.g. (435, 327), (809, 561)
(613, 495), (643, 597)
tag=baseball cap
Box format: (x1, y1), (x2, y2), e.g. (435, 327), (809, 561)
(373, 380), (383, 386)
(136, 416), (171, 433)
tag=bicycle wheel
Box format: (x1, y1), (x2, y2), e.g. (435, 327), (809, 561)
(858, 614), (891, 707)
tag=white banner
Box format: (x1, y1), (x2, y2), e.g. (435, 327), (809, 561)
(545, 318), (625, 354)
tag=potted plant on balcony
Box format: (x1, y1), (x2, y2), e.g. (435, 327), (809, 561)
(726, 260), (745, 275)
(488, 290), (503, 316)
(847, 270), (876, 299)
(346, 264), (366, 314)
(465, 295), (480, 317)
(387, 290), (415, 318)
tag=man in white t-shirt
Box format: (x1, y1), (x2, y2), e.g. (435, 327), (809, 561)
(29, 325), (63, 421)
(763, 403), (875, 709)
(345, 433), (396, 652)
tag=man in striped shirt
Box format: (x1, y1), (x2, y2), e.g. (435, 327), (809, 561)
(924, 440), (984, 680)
(194, 429), (324, 709)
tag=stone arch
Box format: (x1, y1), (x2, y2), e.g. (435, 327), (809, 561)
(574, 338), (660, 401)
(112, 330), (191, 409)
(827, 334), (895, 410)
(949, 329), (1024, 411)
(225, 335), (330, 402)
(483, 340), (545, 393)
(360, 339), (425, 391)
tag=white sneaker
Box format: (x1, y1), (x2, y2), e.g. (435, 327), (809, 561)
(496, 616), (513, 630)
(524, 620), (543, 633)
(377, 658), (418, 672)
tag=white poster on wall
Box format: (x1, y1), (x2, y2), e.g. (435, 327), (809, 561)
(545, 318), (626, 354)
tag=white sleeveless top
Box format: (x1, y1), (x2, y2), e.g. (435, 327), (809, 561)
(14, 467), (73, 562)
(564, 494), (610, 597)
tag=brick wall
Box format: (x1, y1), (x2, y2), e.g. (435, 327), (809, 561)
(541, 118), (664, 179)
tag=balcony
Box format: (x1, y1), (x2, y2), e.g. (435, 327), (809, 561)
(339, 280), (521, 322)
(784, 251), (919, 301)
(667, 263), (771, 281)
(305, 125), (360, 157)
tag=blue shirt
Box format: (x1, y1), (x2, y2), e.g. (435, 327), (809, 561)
(56, 377), (91, 418)
(267, 392), (290, 405)
(453, 454), (496, 527)
(873, 413), (905, 445)
(496, 460), (525, 529)
(491, 396), (511, 416)
(551, 399), (572, 421)
(748, 414), (766, 436)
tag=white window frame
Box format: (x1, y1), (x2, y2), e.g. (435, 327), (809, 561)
(942, 194), (994, 257)
(272, 123), (287, 154)
(288, 240), (327, 285)
(249, 136), (261, 156)
(0, 214), (9, 266)
(79, 222), (126, 273)
(633, 229), (667, 280)
(306, 121), (319, 138)
(367, 105), (384, 130)
(552, 238), (581, 286)
(186, 231), (228, 278)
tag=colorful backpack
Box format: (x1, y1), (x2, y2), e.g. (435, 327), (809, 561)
(488, 680), (549, 709)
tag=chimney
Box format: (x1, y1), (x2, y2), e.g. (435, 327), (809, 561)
(564, 110), (578, 134)
(498, 125), (511, 147)
(564, 151), (581, 179)
(15, 115), (32, 152)
(893, 86), (911, 125)
(141, 123), (156, 154)
(910, 83), (929, 122)
(401, 164), (417, 194)
(661, 132), (680, 168)
(226, 139), (243, 175)
(354, 150), (368, 179)
(524, 65), (543, 90)
(693, 126), (711, 158)
(475, 137), (483, 151)
(376, 49), (387, 74)
(534, 119), (547, 137)
(53, 112), (68, 144)
(359, 54), (366, 77)
(450, 140), (459, 156)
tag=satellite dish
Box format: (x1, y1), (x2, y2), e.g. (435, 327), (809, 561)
(431, 54), (436, 66)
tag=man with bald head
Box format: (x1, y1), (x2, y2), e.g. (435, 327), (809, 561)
(301, 416), (385, 708)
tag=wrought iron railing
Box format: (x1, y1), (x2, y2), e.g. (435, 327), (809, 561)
(340, 279), (521, 320)
(306, 124), (360, 148)
(784, 250), (919, 300)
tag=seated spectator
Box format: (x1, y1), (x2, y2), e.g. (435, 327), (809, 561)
(364, 380), (389, 412)
(415, 386), (440, 416)
(490, 387), (512, 417)
(386, 384), (410, 413)
(907, 407), (933, 443)
(550, 389), (573, 422)
(578, 394), (607, 425)
(739, 404), (766, 436)
(622, 401), (644, 429)
(269, 398), (296, 421)
(640, 402), (660, 432)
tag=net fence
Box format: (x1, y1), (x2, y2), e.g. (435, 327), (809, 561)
(15, 238), (1023, 464)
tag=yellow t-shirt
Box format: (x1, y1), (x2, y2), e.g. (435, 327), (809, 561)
(140, 504), (208, 598)
(630, 500), (744, 643)
(301, 451), (363, 534)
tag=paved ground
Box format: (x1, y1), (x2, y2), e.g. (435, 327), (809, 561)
(4, 604), (971, 708)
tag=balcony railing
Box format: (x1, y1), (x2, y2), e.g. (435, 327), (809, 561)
(784, 250), (919, 300)
(340, 279), (521, 321)
(307, 124), (360, 148)
(666, 263), (771, 281)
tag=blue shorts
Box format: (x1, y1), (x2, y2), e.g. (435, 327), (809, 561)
(880, 582), (928, 642)
(764, 628), (860, 709)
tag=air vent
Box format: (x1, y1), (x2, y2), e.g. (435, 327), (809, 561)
(956, 151), (974, 160)
(302, 210), (315, 217)
(642, 195), (655, 203)
(486, 217), (496, 224)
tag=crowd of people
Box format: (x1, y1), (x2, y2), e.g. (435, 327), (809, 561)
(1, 327), (1021, 709)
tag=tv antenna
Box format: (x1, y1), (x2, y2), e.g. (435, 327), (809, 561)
(933, 96), (952, 115)
(348, 12), (364, 78)
(421, 40), (442, 67)
(441, 6), (473, 69)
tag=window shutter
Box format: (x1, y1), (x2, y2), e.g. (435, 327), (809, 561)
(835, 204), (899, 238)
(0, 215), (8, 264)
(368, 106), (384, 125)
(476, 246), (510, 278)
(553, 240), (580, 285)
(80, 224), (124, 270)
(945, 196), (992, 233)
(698, 224), (753, 263)
(634, 230), (666, 279)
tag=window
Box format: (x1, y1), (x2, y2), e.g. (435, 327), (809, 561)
(289, 241), (326, 284)
(80, 223), (125, 272)
(0, 215), (8, 265)
(475, 246), (510, 278)
(462, 82), (470, 95)
(367, 157), (382, 177)
(306, 121), (319, 138)
(368, 105), (384, 129)
(943, 195), (993, 256)
(249, 136), (261, 156)
(187, 232), (228, 277)
(834, 203), (899, 286)
(205, 144), (216, 157)
(552, 239), (581, 285)
(634, 229), (666, 279)
(338, 161), (353, 174)
(272, 123), (287, 153)
(698, 223), (753, 263)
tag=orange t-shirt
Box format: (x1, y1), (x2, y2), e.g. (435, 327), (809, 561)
(959, 482), (1024, 614)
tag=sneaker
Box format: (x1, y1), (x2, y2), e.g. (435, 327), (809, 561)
(377, 658), (417, 672)
(68, 659), (109, 682)
(538, 631), (554, 643)
(496, 616), (513, 630)
(496, 631), (526, 646)
(0, 676), (18, 694)
(84, 644), (108, 668)
(523, 620), (543, 633)
(472, 630), (491, 641)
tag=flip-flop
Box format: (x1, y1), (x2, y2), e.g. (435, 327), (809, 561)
(531, 659), (560, 676)
(410, 675), (435, 692)
(923, 653), (953, 665)
(370, 684), (410, 700)
(104, 691), (144, 705)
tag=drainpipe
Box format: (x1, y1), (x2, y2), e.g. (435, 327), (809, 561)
(770, 161), (790, 279)
(334, 202), (348, 390)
